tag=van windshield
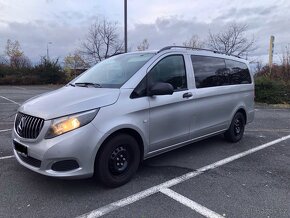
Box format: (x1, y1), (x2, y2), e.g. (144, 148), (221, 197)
(73, 53), (155, 88)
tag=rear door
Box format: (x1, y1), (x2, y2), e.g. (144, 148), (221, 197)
(189, 55), (232, 138)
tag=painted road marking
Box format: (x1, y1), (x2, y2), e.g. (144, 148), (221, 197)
(77, 134), (290, 218)
(0, 155), (14, 160)
(0, 96), (21, 106)
(160, 188), (224, 218)
(247, 128), (290, 133)
(0, 129), (12, 133)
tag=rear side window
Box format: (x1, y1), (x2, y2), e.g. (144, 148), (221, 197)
(191, 55), (252, 88)
(225, 59), (252, 84)
(191, 56), (228, 88)
(148, 55), (187, 91)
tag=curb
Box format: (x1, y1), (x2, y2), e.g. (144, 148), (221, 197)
(255, 103), (290, 109)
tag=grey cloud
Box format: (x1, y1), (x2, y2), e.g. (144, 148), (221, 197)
(259, 7), (274, 15)
(212, 5), (290, 57)
(129, 16), (212, 50)
(0, 3), (288, 65)
(129, 17), (233, 50)
(128, 14), (289, 62)
(215, 6), (278, 22)
(0, 2), (6, 10)
(0, 20), (90, 63)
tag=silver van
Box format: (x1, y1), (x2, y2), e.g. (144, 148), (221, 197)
(13, 46), (255, 187)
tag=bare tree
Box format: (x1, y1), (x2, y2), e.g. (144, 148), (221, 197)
(183, 35), (204, 48)
(282, 45), (290, 67)
(5, 39), (23, 58)
(0, 55), (8, 65)
(81, 19), (124, 64)
(137, 39), (150, 51)
(5, 39), (31, 68)
(64, 51), (90, 78)
(208, 23), (255, 56)
(255, 60), (263, 73)
(281, 45), (290, 81)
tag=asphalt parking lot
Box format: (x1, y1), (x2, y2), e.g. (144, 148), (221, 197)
(0, 85), (290, 218)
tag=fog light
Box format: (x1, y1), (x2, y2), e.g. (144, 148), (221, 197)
(51, 160), (79, 172)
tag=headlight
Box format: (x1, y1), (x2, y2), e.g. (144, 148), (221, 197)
(45, 109), (99, 139)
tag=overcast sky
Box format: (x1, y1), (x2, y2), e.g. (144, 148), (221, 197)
(0, 0), (289, 64)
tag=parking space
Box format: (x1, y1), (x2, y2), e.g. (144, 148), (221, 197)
(171, 140), (290, 218)
(0, 85), (290, 218)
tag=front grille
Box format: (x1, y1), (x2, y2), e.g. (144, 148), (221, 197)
(15, 113), (44, 139)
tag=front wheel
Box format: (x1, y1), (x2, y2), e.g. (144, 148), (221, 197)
(95, 134), (140, 188)
(224, 112), (245, 143)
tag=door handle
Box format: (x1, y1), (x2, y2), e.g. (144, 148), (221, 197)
(183, 92), (193, 98)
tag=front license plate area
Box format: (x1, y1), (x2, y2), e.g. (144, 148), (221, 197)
(13, 140), (28, 156)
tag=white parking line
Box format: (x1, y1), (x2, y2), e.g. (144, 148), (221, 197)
(0, 155), (14, 160)
(0, 96), (21, 106)
(0, 129), (12, 133)
(160, 188), (223, 218)
(247, 128), (290, 133)
(77, 134), (290, 218)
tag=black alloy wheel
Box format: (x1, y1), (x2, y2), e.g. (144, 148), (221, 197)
(95, 134), (140, 188)
(224, 112), (245, 143)
(109, 145), (130, 175)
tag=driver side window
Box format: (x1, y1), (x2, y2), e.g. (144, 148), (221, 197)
(131, 55), (187, 98)
(148, 55), (187, 91)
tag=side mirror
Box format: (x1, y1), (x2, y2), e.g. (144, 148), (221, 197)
(148, 82), (174, 96)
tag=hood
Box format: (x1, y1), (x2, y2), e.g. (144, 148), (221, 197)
(19, 86), (120, 120)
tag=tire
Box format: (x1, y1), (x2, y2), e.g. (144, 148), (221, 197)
(224, 112), (245, 143)
(95, 134), (140, 188)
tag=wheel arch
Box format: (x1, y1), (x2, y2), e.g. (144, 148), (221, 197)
(230, 105), (247, 125)
(94, 128), (145, 170)
(236, 108), (247, 123)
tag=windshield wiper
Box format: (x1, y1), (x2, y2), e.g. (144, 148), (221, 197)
(75, 82), (102, 88)
(68, 83), (75, 87)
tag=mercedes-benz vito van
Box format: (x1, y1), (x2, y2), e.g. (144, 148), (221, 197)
(13, 46), (255, 187)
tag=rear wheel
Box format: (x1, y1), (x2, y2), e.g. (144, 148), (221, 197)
(224, 112), (245, 143)
(95, 134), (140, 188)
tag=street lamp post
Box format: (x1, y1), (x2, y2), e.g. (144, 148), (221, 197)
(47, 42), (52, 60)
(124, 0), (127, 53)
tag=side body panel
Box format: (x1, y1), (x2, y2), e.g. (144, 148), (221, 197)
(148, 92), (191, 152)
(187, 55), (255, 138)
(189, 85), (254, 139)
(92, 89), (150, 155)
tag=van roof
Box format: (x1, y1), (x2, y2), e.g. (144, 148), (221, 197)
(155, 46), (248, 63)
(158, 45), (241, 57)
(121, 46), (248, 64)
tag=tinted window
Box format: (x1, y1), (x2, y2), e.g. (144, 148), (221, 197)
(148, 55), (187, 90)
(225, 59), (252, 84)
(191, 56), (228, 88)
(131, 55), (187, 98)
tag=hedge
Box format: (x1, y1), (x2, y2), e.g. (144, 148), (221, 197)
(255, 77), (290, 104)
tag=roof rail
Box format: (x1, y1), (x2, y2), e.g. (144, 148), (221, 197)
(157, 46), (241, 58)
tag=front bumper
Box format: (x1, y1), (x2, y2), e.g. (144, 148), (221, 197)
(13, 122), (104, 179)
